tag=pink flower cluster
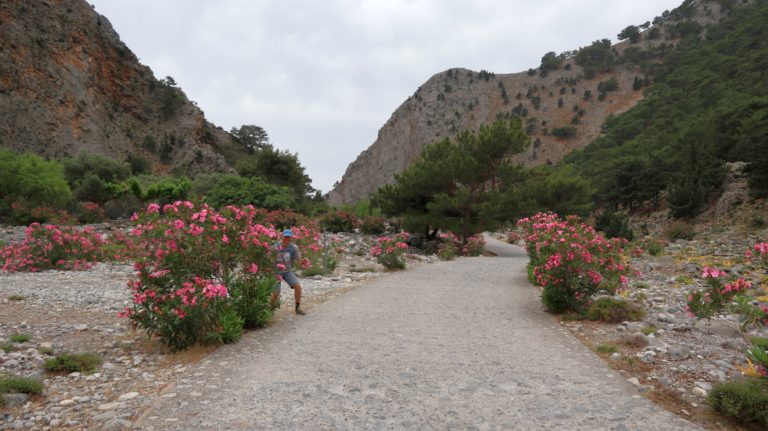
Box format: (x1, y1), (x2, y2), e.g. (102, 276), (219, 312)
(123, 201), (329, 349)
(517, 212), (634, 310)
(0, 223), (107, 272)
(370, 233), (410, 269)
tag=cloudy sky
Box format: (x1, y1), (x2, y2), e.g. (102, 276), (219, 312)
(90, 0), (682, 193)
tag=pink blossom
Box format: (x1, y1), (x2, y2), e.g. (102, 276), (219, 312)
(147, 203), (161, 213)
(701, 267), (724, 279)
(248, 263), (259, 273)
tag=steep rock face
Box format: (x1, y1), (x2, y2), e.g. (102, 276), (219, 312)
(0, 0), (242, 174)
(327, 0), (731, 205)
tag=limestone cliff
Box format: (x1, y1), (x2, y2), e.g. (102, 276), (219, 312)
(0, 0), (244, 175)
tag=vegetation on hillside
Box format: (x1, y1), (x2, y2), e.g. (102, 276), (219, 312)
(563, 0), (768, 217)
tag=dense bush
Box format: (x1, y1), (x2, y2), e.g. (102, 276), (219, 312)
(518, 212), (633, 313)
(0, 376), (44, 395)
(708, 378), (768, 428)
(205, 175), (293, 210)
(44, 353), (103, 373)
(360, 215), (387, 235)
(0, 223), (107, 272)
(319, 210), (359, 233)
(0, 149), (72, 223)
(665, 222), (696, 241)
(594, 210), (634, 241)
(370, 233), (409, 270)
(122, 202), (277, 349)
(585, 298), (645, 322)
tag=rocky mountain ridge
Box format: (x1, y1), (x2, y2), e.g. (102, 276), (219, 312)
(327, 0), (736, 205)
(0, 0), (245, 176)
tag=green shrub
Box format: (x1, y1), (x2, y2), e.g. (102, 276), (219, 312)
(637, 238), (665, 256)
(585, 298), (646, 323)
(319, 210), (359, 233)
(0, 376), (44, 395)
(642, 325), (658, 335)
(750, 336), (768, 350)
(541, 284), (571, 313)
(9, 334), (30, 343)
(0, 149), (72, 223)
(7, 295), (24, 301)
(437, 241), (459, 261)
(0, 343), (14, 353)
(203, 308), (244, 345)
(594, 210), (634, 240)
(205, 175), (293, 210)
(595, 344), (618, 354)
(360, 216), (387, 235)
(708, 378), (768, 428)
(227, 277), (274, 330)
(44, 353), (103, 373)
(665, 222), (696, 241)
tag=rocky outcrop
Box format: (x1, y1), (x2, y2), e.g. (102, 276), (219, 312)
(0, 0), (243, 175)
(327, 0), (735, 205)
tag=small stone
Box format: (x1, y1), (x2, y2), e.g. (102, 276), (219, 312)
(118, 392), (139, 401)
(74, 324), (88, 331)
(190, 391), (203, 397)
(657, 313), (676, 323)
(58, 399), (75, 407)
(102, 418), (132, 431)
(627, 378), (641, 387)
(49, 419), (62, 427)
(93, 411), (117, 423)
(97, 402), (121, 411)
(2, 394), (29, 407)
(668, 345), (692, 360)
(693, 387), (707, 397)
(694, 381), (712, 392)
(610, 353), (622, 361)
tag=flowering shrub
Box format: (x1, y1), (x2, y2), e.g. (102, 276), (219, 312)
(517, 212), (634, 313)
(686, 267), (753, 320)
(76, 202), (107, 224)
(0, 223), (106, 272)
(437, 241), (459, 261)
(120, 202), (328, 350)
(438, 232), (486, 257)
(319, 210), (359, 233)
(745, 242), (768, 268)
(684, 241), (768, 332)
(122, 202), (279, 350)
(371, 233), (409, 269)
(7, 203), (75, 226)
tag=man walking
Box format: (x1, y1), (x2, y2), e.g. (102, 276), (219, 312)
(270, 229), (306, 315)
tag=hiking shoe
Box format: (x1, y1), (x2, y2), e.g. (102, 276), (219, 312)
(295, 306), (306, 315)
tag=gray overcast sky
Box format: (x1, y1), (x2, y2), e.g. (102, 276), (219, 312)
(89, 0), (682, 193)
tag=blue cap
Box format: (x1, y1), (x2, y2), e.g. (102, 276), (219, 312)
(282, 229), (293, 237)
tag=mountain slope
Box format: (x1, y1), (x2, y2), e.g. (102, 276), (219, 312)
(0, 0), (245, 175)
(327, 0), (737, 205)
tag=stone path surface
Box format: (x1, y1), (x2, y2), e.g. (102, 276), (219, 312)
(135, 238), (701, 431)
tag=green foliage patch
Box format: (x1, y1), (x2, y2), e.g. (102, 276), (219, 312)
(585, 298), (646, 323)
(708, 378), (768, 428)
(44, 353), (103, 374)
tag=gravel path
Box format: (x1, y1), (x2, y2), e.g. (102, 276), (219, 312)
(135, 239), (700, 431)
